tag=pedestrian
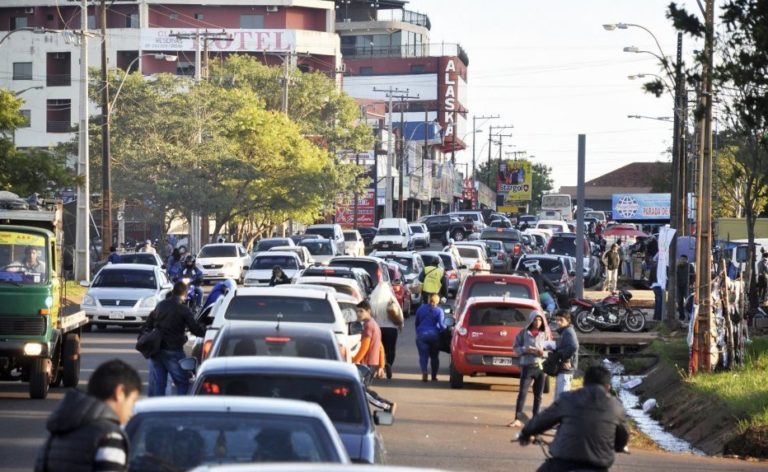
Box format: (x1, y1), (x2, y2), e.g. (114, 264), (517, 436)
(649, 256), (663, 321)
(551, 310), (578, 401)
(414, 293), (446, 382)
(352, 301), (397, 414)
(518, 365), (630, 472)
(107, 245), (121, 264)
(378, 295), (404, 379)
(509, 311), (548, 428)
(142, 281), (206, 396)
(418, 254), (448, 305)
(676, 255), (690, 321)
(602, 243), (620, 292)
(35, 359), (142, 472)
(757, 252), (768, 304)
(269, 265), (291, 286)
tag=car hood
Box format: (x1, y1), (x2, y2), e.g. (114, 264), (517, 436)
(86, 287), (159, 300)
(198, 256), (240, 264)
(373, 235), (406, 243)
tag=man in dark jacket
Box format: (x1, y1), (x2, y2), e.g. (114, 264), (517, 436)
(144, 281), (206, 396)
(35, 359), (141, 472)
(519, 365), (629, 472)
(552, 309), (578, 401)
(676, 255), (691, 321)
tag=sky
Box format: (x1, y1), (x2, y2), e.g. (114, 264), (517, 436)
(407, 0), (704, 191)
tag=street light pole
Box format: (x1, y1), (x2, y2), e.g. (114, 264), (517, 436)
(75, 0), (90, 281)
(100, 0), (112, 258)
(473, 114), (499, 209)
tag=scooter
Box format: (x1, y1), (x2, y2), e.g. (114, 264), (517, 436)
(181, 277), (200, 314)
(570, 289), (645, 333)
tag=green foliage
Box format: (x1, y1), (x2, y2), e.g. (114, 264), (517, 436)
(530, 162), (554, 213)
(714, 138), (768, 218)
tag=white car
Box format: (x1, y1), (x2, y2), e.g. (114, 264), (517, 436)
(80, 263), (172, 329)
(199, 287), (362, 362)
(244, 252), (302, 286)
(197, 243), (251, 283)
(445, 244), (491, 272)
(409, 223), (430, 248)
(269, 245), (315, 268)
(252, 237), (295, 255)
(342, 230), (365, 256)
(535, 219), (571, 234)
(299, 238), (341, 265)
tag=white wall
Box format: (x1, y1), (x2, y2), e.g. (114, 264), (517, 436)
(343, 73), (437, 100)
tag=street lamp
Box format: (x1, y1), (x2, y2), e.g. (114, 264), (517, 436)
(13, 86), (44, 96)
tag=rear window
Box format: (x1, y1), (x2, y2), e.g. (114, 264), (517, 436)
(380, 256), (414, 273)
(421, 254), (443, 267)
(197, 375), (363, 425)
(538, 223), (564, 232)
(300, 241), (333, 256)
(547, 238), (577, 256)
(457, 247), (481, 258)
(300, 281), (357, 298)
(199, 245), (237, 258)
(468, 305), (531, 327)
(92, 269), (156, 289)
(118, 254), (158, 265)
(436, 254), (454, 269)
(409, 225), (424, 234)
(377, 228), (401, 236)
(225, 296), (335, 323)
(328, 260), (384, 284)
(467, 281), (533, 299)
(216, 334), (338, 360)
(305, 227), (334, 239)
(481, 231), (520, 241)
(343, 232), (358, 242)
(520, 259), (564, 275)
(255, 240), (289, 252)
(252, 256), (298, 270)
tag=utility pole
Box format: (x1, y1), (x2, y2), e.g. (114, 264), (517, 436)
(486, 125), (514, 194)
(393, 92), (419, 218)
(373, 87), (410, 219)
(473, 115), (499, 209)
(75, 0), (90, 282)
(99, 0), (111, 259)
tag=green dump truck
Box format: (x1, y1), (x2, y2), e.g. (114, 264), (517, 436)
(0, 192), (87, 399)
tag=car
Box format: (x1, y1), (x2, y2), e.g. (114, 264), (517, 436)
(125, 396), (350, 469)
(585, 210), (607, 223)
(305, 224), (346, 255)
(479, 228), (526, 264)
(113, 251), (165, 267)
(80, 263), (172, 329)
(244, 252), (302, 286)
(208, 323), (344, 361)
(299, 238), (342, 265)
(199, 287), (362, 362)
(386, 262), (413, 316)
(192, 357), (391, 464)
(535, 219), (570, 234)
(448, 296), (544, 389)
(420, 251), (465, 297)
(197, 243), (252, 283)
(418, 214), (475, 244)
(294, 266), (372, 302)
(408, 223), (430, 248)
(453, 273), (539, 319)
(371, 218), (412, 251)
(479, 239), (512, 273)
(368, 250), (425, 307)
(524, 229), (550, 253)
(445, 244), (491, 272)
(544, 233), (601, 286)
(489, 219), (513, 229)
(328, 256), (399, 322)
(342, 230), (365, 256)
(514, 254), (575, 306)
(269, 245), (315, 269)
(357, 226), (378, 249)
(517, 214), (537, 226)
(290, 233), (320, 245)
(252, 238), (295, 254)
(448, 211), (487, 233)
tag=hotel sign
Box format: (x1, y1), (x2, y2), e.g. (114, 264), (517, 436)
(141, 28), (296, 52)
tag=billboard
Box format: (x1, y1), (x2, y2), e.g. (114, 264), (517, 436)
(497, 160), (532, 201)
(141, 29), (295, 52)
(336, 153), (376, 228)
(612, 193), (671, 220)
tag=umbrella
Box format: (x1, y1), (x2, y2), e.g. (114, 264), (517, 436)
(603, 226), (649, 238)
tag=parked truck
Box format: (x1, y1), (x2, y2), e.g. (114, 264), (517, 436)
(0, 191), (87, 399)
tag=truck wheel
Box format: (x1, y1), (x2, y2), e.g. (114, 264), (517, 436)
(62, 333), (81, 388)
(449, 362), (464, 389)
(29, 358), (51, 399)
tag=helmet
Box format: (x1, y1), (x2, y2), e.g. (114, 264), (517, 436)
(184, 254), (196, 265)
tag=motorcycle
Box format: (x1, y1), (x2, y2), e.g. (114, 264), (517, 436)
(180, 276), (200, 313)
(570, 289), (646, 333)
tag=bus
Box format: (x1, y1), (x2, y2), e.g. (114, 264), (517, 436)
(540, 193), (572, 221)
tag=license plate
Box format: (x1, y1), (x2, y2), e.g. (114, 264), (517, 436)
(109, 312), (126, 320)
(382, 244), (390, 248)
(492, 357), (513, 366)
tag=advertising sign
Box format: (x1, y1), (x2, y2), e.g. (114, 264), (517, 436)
(336, 190), (375, 228)
(141, 29), (296, 52)
(497, 160), (532, 201)
(612, 193), (671, 220)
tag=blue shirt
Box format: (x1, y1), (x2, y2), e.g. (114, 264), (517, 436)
(204, 282), (228, 308)
(107, 252), (121, 264)
(414, 304), (445, 337)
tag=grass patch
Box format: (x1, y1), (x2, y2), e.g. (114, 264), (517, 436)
(63, 280), (87, 303)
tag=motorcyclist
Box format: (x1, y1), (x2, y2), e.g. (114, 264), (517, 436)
(523, 260), (559, 314)
(166, 247), (186, 280)
(175, 254), (203, 309)
(203, 278), (236, 309)
(518, 365), (629, 472)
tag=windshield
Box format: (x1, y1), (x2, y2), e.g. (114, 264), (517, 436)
(381, 256), (414, 273)
(255, 240), (289, 252)
(126, 412), (341, 470)
(377, 228), (401, 236)
(199, 245), (237, 258)
(468, 281), (533, 299)
(216, 333), (339, 360)
(252, 256), (298, 270)
(92, 269), (157, 289)
(118, 253), (158, 265)
(468, 305), (532, 327)
(521, 259), (564, 279)
(409, 225), (424, 234)
(225, 296), (335, 323)
(343, 232), (358, 242)
(305, 227), (334, 239)
(0, 231), (49, 284)
(300, 241), (333, 256)
(436, 254), (454, 269)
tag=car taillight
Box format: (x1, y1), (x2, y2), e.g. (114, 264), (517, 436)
(265, 337), (291, 343)
(202, 339), (213, 360)
(497, 251), (506, 260)
(447, 270), (458, 279)
(513, 244), (521, 256)
(201, 381), (220, 394)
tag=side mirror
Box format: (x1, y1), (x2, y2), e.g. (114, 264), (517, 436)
(443, 315), (456, 327)
(569, 270), (576, 277)
(179, 357), (198, 372)
(458, 264), (468, 270)
(161, 264), (167, 270)
(374, 410), (394, 426)
(348, 321), (364, 335)
(79, 280), (90, 287)
(243, 265), (249, 271)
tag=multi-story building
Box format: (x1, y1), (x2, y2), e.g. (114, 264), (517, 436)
(1, 0), (340, 148)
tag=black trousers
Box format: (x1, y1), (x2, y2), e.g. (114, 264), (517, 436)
(380, 327), (399, 368)
(537, 458), (608, 472)
(677, 285), (689, 320)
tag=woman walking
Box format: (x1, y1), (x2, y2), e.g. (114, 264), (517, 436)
(509, 311), (548, 427)
(414, 293), (446, 382)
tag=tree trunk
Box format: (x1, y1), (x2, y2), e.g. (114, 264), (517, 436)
(745, 198), (758, 312)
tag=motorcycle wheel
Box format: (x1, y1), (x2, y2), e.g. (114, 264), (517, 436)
(574, 309), (596, 333)
(624, 309), (646, 332)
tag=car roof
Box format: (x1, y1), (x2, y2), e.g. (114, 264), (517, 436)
(258, 238), (292, 242)
(270, 284), (337, 294)
(219, 323), (337, 339)
(371, 251), (419, 258)
(420, 251), (453, 258)
(202, 243), (240, 247)
(300, 238), (332, 243)
(465, 296), (541, 309)
(519, 254), (566, 261)
(270, 246), (304, 251)
(98, 263), (157, 271)
(255, 251), (300, 258)
(330, 256), (384, 263)
(232, 287), (331, 299)
(197, 356), (360, 381)
(132, 395), (328, 418)
(308, 224), (337, 228)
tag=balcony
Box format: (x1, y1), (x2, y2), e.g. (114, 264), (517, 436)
(47, 74), (71, 87)
(376, 9), (431, 29)
(46, 121), (73, 133)
(342, 42), (469, 66)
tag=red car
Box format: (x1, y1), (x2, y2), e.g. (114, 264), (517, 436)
(448, 296), (549, 389)
(453, 273), (539, 320)
(386, 262), (413, 317)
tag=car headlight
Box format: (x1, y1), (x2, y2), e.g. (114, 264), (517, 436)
(82, 294), (95, 306)
(140, 296), (158, 308)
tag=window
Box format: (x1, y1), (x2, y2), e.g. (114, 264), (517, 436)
(177, 61), (195, 76)
(194, 13), (204, 20)
(46, 99), (71, 133)
(126, 13), (139, 28)
(359, 66), (373, 75)
(240, 14), (264, 29)
(47, 52), (71, 86)
(410, 64), (425, 73)
(199, 245), (237, 258)
(88, 15), (96, 30)
(19, 110), (31, 128)
(224, 296), (335, 323)
(12, 62), (32, 80)
(11, 16), (28, 30)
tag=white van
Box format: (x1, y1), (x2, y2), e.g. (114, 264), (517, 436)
(305, 224), (346, 255)
(372, 218), (412, 251)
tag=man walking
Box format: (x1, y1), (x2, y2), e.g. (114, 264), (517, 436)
(35, 360), (142, 472)
(602, 243), (620, 292)
(353, 301), (397, 414)
(143, 281), (206, 396)
(676, 255), (691, 321)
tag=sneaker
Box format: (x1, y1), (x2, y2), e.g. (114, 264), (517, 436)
(431, 375), (438, 382)
(507, 419), (524, 428)
(422, 373), (428, 382)
(389, 402), (397, 416)
(385, 364), (392, 379)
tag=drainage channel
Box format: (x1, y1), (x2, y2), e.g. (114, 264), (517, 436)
(604, 360), (705, 455)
